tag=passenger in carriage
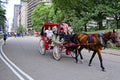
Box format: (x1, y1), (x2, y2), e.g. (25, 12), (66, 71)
(68, 26), (74, 35)
(45, 26), (53, 39)
(57, 27), (65, 41)
(60, 23), (74, 43)
(51, 26), (63, 47)
(60, 22), (69, 34)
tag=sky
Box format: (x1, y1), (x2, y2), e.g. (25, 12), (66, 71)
(5, 0), (20, 32)
(5, 0), (20, 24)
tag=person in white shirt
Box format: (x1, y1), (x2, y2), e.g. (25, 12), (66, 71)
(45, 27), (53, 39)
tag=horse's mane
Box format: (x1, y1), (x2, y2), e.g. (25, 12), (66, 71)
(70, 34), (79, 44)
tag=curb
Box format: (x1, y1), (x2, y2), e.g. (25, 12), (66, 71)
(102, 49), (120, 56)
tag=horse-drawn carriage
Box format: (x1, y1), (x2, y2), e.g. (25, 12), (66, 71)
(38, 22), (60, 55)
(38, 22), (79, 60)
(39, 22), (118, 71)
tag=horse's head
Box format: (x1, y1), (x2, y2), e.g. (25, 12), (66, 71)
(103, 31), (117, 44)
(110, 31), (117, 43)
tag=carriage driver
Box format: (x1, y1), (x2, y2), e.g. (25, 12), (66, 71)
(60, 22), (69, 34)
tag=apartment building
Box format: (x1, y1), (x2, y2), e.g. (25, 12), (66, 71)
(27, 0), (51, 32)
(13, 5), (21, 32)
(14, 0), (51, 34)
(27, 0), (41, 29)
(20, 2), (27, 29)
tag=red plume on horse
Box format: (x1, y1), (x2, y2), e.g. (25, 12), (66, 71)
(72, 30), (117, 71)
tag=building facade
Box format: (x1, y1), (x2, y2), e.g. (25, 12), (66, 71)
(27, 0), (41, 29)
(13, 0), (51, 34)
(20, 2), (28, 30)
(27, 0), (51, 34)
(13, 5), (21, 32)
(27, 0), (51, 28)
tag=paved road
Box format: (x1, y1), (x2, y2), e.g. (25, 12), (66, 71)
(0, 36), (120, 80)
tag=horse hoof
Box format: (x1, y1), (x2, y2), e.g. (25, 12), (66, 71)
(102, 69), (106, 72)
(88, 64), (91, 66)
(80, 59), (83, 63)
(76, 61), (78, 63)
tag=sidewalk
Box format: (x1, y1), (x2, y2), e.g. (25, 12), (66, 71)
(102, 48), (120, 56)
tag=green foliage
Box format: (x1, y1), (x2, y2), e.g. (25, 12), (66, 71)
(52, 0), (120, 31)
(69, 17), (84, 32)
(31, 3), (64, 31)
(17, 24), (26, 33)
(0, 35), (2, 39)
(108, 0), (120, 29)
(0, 0), (8, 31)
(0, 7), (6, 27)
(31, 0), (120, 33)
(32, 3), (52, 31)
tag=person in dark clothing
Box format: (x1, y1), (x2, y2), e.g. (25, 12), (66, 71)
(3, 32), (7, 45)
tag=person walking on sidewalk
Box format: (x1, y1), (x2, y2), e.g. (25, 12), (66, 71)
(2, 32), (7, 45)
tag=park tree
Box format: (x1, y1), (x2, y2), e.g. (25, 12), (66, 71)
(52, 0), (120, 31)
(31, 0), (120, 32)
(17, 24), (26, 34)
(109, 0), (120, 29)
(52, 0), (90, 32)
(31, 3), (52, 31)
(0, 6), (6, 31)
(31, 3), (63, 31)
(0, 0), (8, 31)
(88, 0), (112, 30)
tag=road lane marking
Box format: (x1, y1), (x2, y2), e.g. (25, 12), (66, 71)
(0, 42), (34, 80)
(0, 54), (25, 80)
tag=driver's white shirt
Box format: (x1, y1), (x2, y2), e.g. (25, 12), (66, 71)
(45, 30), (53, 38)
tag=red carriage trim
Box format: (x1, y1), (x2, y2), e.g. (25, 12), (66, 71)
(57, 30), (64, 33)
(41, 35), (49, 50)
(43, 23), (60, 26)
(43, 23), (60, 30)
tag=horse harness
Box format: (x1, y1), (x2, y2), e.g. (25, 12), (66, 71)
(77, 33), (106, 47)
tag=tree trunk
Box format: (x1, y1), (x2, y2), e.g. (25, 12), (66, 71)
(114, 14), (120, 29)
(98, 20), (103, 30)
(84, 23), (87, 32)
(116, 20), (119, 29)
(98, 12), (103, 30)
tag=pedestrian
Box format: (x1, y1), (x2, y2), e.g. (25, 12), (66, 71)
(3, 32), (7, 45)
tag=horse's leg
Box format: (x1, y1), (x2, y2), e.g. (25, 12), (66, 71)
(75, 49), (78, 63)
(78, 47), (84, 63)
(88, 51), (96, 66)
(97, 49), (105, 71)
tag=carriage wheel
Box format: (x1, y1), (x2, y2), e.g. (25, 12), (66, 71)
(52, 46), (62, 61)
(39, 39), (46, 55)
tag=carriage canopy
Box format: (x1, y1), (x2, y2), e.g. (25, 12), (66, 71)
(43, 22), (60, 30)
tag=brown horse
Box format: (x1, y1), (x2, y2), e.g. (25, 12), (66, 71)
(73, 31), (117, 71)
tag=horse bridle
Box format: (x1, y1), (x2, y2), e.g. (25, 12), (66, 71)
(102, 32), (117, 44)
